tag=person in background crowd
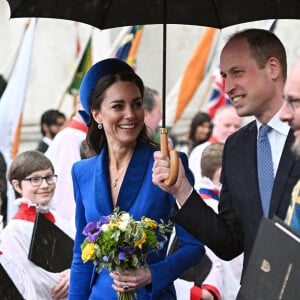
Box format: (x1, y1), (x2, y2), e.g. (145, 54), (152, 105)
(279, 60), (300, 233)
(143, 86), (162, 137)
(0, 150), (74, 299)
(36, 109), (66, 153)
(189, 105), (242, 190)
(79, 139), (94, 160)
(152, 29), (300, 299)
(45, 97), (87, 223)
(68, 58), (205, 300)
(176, 111), (212, 155)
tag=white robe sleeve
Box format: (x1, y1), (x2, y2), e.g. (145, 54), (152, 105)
(1, 219), (67, 300)
(45, 127), (86, 222)
(0, 252), (38, 300)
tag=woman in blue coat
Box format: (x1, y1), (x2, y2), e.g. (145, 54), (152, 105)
(68, 58), (205, 300)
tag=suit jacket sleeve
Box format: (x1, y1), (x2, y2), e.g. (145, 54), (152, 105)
(149, 151), (205, 297)
(173, 139), (244, 261)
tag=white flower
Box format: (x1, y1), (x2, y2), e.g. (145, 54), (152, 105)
(101, 224), (109, 232)
(120, 213), (130, 221)
(119, 220), (129, 231)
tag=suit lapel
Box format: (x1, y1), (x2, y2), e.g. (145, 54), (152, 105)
(269, 129), (294, 216)
(93, 142), (152, 214)
(249, 121), (263, 210)
(245, 122), (263, 210)
(117, 142), (151, 211)
(94, 147), (114, 216)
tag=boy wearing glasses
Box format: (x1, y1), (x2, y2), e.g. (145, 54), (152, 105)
(0, 150), (74, 299)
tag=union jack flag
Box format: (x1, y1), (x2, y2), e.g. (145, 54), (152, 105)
(206, 67), (231, 119)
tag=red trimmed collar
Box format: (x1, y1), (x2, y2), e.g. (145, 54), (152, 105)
(67, 118), (88, 133)
(12, 203), (55, 224)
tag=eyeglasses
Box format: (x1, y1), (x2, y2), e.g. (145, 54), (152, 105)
(22, 175), (58, 186)
(283, 95), (300, 111)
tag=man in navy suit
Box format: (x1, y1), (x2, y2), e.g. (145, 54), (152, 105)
(152, 28), (300, 287)
(280, 60), (300, 160)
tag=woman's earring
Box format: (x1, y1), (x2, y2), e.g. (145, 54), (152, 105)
(97, 123), (103, 130)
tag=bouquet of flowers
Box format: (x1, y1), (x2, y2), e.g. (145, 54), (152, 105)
(81, 207), (173, 300)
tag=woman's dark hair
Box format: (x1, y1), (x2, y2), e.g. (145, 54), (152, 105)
(86, 71), (158, 154)
(188, 112), (212, 142)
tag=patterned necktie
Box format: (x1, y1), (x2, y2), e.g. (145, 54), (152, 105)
(257, 124), (274, 216)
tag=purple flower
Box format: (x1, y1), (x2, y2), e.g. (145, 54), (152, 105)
(118, 251), (126, 260)
(99, 216), (109, 225)
(82, 221), (101, 242)
(118, 244), (135, 260)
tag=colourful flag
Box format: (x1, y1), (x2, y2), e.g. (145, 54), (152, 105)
(0, 23), (26, 98)
(174, 27), (218, 124)
(0, 19), (36, 163)
(115, 25), (144, 68)
(206, 67), (231, 119)
(285, 180), (300, 234)
(68, 37), (92, 96)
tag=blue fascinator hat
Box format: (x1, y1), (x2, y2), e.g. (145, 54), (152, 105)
(78, 58), (134, 125)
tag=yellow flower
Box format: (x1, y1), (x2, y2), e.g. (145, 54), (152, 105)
(109, 220), (119, 230)
(134, 230), (147, 249)
(81, 243), (96, 262)
(144, 217), (157, 229)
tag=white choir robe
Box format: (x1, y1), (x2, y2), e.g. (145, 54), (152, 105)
(0, 212), (74, 300)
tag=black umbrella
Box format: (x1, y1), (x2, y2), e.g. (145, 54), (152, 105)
(8, 0), (300, 30)
(7, 0), (300, 185)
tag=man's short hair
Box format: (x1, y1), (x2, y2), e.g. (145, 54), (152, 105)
(227, 28), (287, 80)
(40, 109), (66, 135)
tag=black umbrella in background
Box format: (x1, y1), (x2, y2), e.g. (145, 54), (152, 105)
(7, 0), (300, 185)
(8, 0), (300, 29)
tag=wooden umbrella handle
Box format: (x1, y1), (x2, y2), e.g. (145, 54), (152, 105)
(160, 128), (179, 186)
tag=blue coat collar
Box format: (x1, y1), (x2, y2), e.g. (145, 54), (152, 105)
(94, 141), (153, 215)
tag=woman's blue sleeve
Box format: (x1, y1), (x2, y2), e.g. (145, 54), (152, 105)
(68, 164), (94, 299)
